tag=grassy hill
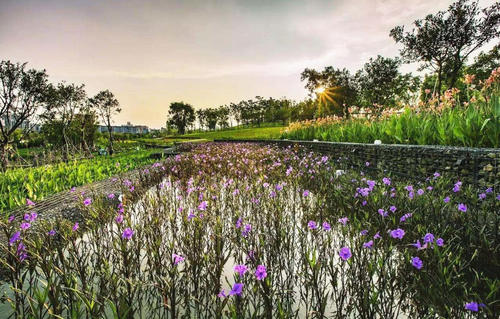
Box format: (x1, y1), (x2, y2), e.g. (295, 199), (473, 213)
(176, 126), (284, 141)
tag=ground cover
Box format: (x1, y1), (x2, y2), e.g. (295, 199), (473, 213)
(1, 143), (497, 318)
(0, 149), (161, 213)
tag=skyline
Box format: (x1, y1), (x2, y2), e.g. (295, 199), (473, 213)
(1, 0), (497, 128)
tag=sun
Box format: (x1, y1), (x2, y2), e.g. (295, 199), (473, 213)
(314, 86), (326, 94)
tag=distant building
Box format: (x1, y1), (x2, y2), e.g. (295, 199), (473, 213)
(0, 114), (41, 132)
(98, 122), (150, 134)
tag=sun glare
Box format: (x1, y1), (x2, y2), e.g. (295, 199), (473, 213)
(314, 86), (326, 94)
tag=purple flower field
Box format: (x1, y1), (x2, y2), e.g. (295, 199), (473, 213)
(1, 143), (498, 318)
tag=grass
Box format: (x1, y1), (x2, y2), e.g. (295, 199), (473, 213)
(0, 148), (161, 213)
(179, 126), (285, 140)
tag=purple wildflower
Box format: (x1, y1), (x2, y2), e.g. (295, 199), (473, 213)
(108, 193), (115, 199)
(242, 224), (252, 237)
(198, 201), (208, 211)
(9, 231), (21, 246)
(443, 196), (450, 203)
(382, 177), (391, 185)
(322, 222), (331, 231)
(436, 238), (444, 247)
(234, 264), (248, 277)
(235, 218), (243, 229)
(83, 198), (92, 206)
(26, 199), (35, 206)
(411, 256), (423, 270)
(417, 189), (424, 196)
(363, 240), (374, 249)
(308, 221), (318, 230)
(8, 215), (15, 223)
(478, 193), (486, 200)
(390, 228), (405, 239)
(360, 229), (368, 236)
(374, 232), (381, 239)
(255, 265), (267, 280)
(217, 290), (227, 298)
(400, 213), (412, 222)
(458, 203), (467, 212)
(338, 217), (348, 225)
(229, 283), (243, 296)
(48, 229), (56, 236)
(423, 233), (434, 243)
(464, 302), (478, 312)
(339, 247), (352, 260)
(122, 228), (134, 240)
(303, 190), (310, 197)
(115, 214), (124, 224)
(172, 253), (185, 265)
(20, 222), (31, 230)
(72, 222), (79, 231)
(389, 206), (397, 213)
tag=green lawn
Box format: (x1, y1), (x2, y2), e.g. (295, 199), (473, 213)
(180, 126), (284, 140)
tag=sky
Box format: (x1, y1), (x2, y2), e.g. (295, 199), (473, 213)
(0, 0), (497, 128)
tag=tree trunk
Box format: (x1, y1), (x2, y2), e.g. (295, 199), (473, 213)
(107, 126), (114, 156)
(0, 143), (8, 172)
(436, 63), (443, 99)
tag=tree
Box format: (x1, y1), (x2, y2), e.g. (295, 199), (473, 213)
(301, 67), (357, 117)
(167, 102), (195, 135)
(391, 0), (500, 95)
(90, 90), (121, 155)
(466, 43), (500, 86)
(0, 61), (49, 170)
(355, 55), (420, 109)
(42, 83), (87, 160)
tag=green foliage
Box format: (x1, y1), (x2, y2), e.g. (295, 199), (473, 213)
(0, 149), (158, 212)
(282, 90), (500, 148)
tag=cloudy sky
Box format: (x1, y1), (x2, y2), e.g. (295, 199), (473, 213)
(0, 0), (496, 128)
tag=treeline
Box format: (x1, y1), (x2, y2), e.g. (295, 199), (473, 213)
(0, 61), (122, 170)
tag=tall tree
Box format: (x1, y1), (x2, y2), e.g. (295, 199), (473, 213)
(90, 90), (121, 155)
(0, 61), (48, 170)
(42, 83), (87, 160)
(355, 55), (420, 109)
(466, 43), (500, 86)
(167, 102), (195, 135)
(390, 0), (500, 94)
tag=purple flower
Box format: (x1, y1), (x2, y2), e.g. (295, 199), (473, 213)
(29, 212), (38, 222)
(411, 256), (423, 270)
(217, 290), (227, 298)
(382, 177), (391, 185)
(172, 253), (185, 265)
(433, 172), (440, 178)
(235, 218), (243, 229)
(378, 209), (388, 217)
(187, 211), (196, 221)
(443, 196), (450, 203)
(400, 213), (412, 222)
(390, 228), (405, 240)
(423, 233), (434, 243)
(412, 240), (428, 250)
(255, 265), (267, 280)
(417, 189), (424, 196)
(9, 231), (21, 246)
(436, 238), (444, 247)
(276, 184), (283, 191)
(70, 187), (76, 193)
(83, 198), (92, 206)
(389, 206), (397, 213)
(464, 302), (478, 312)
(374, 232), (381, 239)
(485, 187), (492, 193)
(338, 217), (348, 225)
(122, 228), (134, 240)
(26, 199), (35, 206)
(20, 222), (31, 230)
(458, 203), (467, 212)
(229, 283), (243, 296)
(48, 229), (56, 236)
(72, 222), (79, 231)
(242, 224), (252, 237)
(360, 229), (368, 236)
(339, 247), (352, 261)
(8, 215), (15, 223)
(308, 221), (318, 230)
(17, 242), (28, 261)
(303, 190), (310, 197)
(322, 222), (331, 231)
(363, 240), (374, 249)
(198, 201), (208, 211)
(405, 185), (413, 192)
(453, 181), (462, 193)
(115, 214), (124, 224)
(365, 161), (370, 167)
(234, 264), (248, 277)
(478, 193), (486, 200)
(108, 193), (115, 199)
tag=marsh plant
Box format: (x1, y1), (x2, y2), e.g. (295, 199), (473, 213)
(1, 143), (498, 318)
